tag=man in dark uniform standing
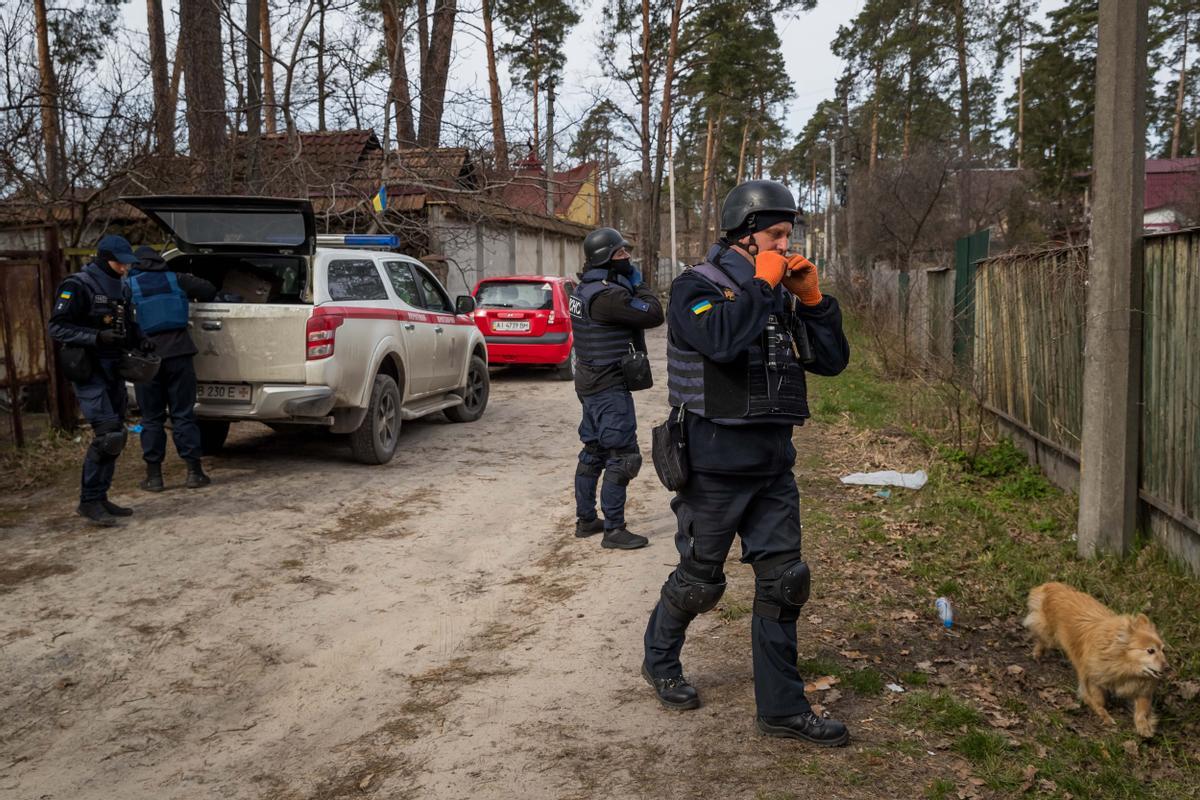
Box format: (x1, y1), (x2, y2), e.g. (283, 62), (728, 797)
(128, 246), (218, 491)
(48, 234), (148, 526)
(641, 181), (852, 746)
(570, 227), (664, 550)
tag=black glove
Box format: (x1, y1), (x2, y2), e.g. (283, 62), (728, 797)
(138, 338), (156, 353)
(97, 329), (121, 346)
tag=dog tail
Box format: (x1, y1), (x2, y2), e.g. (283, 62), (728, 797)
(1023, 583), (1048, 634)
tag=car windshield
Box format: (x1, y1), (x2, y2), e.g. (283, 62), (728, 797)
(476, 281), (554, 310)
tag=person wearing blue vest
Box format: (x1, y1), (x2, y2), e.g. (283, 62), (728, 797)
(569, 228), (664, 550)
(640, 181), (852, 747)
(128, 246), (217, 491)
(48, 234), (150, 526)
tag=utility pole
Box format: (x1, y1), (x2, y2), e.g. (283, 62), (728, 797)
(546, 80), (556, 217)
(1077, 0), (1149, 559)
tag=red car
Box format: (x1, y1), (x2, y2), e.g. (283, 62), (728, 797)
(472, 275), (576, 380)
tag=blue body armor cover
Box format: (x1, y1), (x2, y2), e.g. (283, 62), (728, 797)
(666, 262), (810, 424)
(128, 269), (189, 334)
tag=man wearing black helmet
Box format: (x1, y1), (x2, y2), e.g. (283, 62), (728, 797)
(640, 180), (851, 747)
(569, 227), (665, 550)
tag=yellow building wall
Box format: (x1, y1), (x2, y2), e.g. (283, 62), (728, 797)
(563, 174), (599, 226)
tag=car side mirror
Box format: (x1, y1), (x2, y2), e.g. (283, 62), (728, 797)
(455, 295), (476, 314)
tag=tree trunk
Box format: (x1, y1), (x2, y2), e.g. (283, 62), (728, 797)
(1172, 13), (1190, 159)
(735, 119), (750, 184)
(147, 0), (174, 155)
(417, 0), (457, 148)
(33, 0), (64, 196)
(699, 112), (716, 247)
(260, 0), (277, 134)
(181, 0), (228, 190)
(637, 0), (652, 268)
(645, 0), (683, 288)
(482, 0), (508, 171)
(227, 11), (244, 137)
(317, 0), (327, 130)
(953, 0), (971, 227)
(869, 61), (881, 172)
(246, 0), (262, 187)
(1017, 20), (1025, 168)
(382, 0), (417, 147)
(418, 0), (430, 78)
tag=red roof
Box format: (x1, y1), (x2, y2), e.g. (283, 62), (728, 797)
(1144, 158), (1200, 211)
(501, 161), (596, 217)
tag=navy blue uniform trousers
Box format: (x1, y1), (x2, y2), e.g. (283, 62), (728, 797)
(74, 357), (127, 503)
(575, 387), (637, 530)
(135, 354), (202, 463)
(643, 469), (814, 717)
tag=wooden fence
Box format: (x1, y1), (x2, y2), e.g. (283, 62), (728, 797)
(973, 229), (1200, 572)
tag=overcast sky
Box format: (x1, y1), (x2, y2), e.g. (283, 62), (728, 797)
(122, 1), (1067, 149)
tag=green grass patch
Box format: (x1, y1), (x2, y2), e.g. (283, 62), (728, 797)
(717, 598), (751, 622)
(797, 656), (886, 696)
(923, 778), (956, 800)
(897, 690), (984, 732)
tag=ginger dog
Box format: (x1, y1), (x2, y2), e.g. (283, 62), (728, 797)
(1024, 582), (1167, 737)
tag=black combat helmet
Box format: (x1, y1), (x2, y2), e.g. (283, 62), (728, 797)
(583, 227), (632, 267)
(720, 180), (797, 237)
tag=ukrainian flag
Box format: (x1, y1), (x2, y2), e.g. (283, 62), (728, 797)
(371, 186), (387, 213)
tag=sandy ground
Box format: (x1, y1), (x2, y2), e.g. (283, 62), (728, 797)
(1, 326), (808, 800)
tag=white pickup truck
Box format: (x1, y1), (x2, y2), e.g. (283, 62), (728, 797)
(126, 196), (489, 465)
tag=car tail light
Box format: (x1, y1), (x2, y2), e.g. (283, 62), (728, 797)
(306, 314), (344, 360)
(548, 311), (556, 325)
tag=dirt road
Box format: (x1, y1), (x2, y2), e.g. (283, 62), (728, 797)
(1, 326), (797, 799)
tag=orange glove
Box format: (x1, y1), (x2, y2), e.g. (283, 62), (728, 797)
(753, 251), (788, 288)
(783, 254), (822, 306)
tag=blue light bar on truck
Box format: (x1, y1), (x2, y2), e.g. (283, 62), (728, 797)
(315, 234), (399, 249)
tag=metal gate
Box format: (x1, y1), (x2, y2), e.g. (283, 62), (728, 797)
(0, 228), (75, 445)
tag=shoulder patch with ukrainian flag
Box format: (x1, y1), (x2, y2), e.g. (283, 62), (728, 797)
(690, 300), (714, 316)
(59, 290), (73, 300)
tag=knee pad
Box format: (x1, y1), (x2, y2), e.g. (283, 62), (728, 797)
(87, 421), (127, 461)
(752, 553), (810, 622)
(661, 556), (726, 621)
(603, 448), (643, 486)
(576, 444), (604, 477)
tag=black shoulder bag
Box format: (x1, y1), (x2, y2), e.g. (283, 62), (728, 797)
(651, 405), (689, 491)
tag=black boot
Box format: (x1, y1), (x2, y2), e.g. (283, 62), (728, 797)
(575, 517), (604, 538)
(77, 500), (119, 528)
(642, 664), (700, 710)
(100, 498), (134, 517)
(184, 459), (211, 488)
(601, 527), (648, 550)
(140, 462), (164, 492)
(756, 711), (850, 747)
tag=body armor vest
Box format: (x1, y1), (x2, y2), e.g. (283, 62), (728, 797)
(569, 269), (638, 366)
(74, 263), (130, 334)
(666, 261), (810, 424)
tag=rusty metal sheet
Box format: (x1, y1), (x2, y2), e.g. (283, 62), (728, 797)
(0, 260), (49, 384)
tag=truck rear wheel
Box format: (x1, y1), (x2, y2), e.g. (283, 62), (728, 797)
(445, 355), (489, 423)
(199, 421), (230, 455)
(349, 374), (401, 464)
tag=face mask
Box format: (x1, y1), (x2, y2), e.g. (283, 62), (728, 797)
(609, 257), (633, 276)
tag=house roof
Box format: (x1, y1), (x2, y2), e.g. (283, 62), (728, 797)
(1145, 158), (1200, 212)
(501, 161), (597, 218)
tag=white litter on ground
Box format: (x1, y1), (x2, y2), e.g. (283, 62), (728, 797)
(839, 469), (929, 490)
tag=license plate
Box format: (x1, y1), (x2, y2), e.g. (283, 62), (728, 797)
(197, 383), (252, 403)
(493, 320), (530, 332)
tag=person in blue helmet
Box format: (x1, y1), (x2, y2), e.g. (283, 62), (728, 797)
(569, 227), (664, 550)
(640, 180), (852, 747)
(48, 234), (152, 526)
